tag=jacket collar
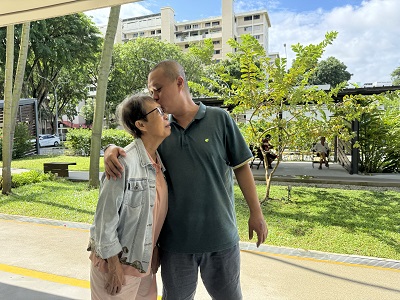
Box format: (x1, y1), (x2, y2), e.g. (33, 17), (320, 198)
(135, 138), (166, 172)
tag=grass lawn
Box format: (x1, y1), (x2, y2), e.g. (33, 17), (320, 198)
(0, 174), (399, 260)
(6, 155), (104, 172)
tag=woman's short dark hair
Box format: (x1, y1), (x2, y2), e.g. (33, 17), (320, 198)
(116, 94), (154, 138)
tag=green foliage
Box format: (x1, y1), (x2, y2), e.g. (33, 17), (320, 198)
(101, 129), (134, 148)
(309, 56), (352, 87)
(0, 14), (102, 128)
(107, 38), (184, 116)
(64, 129), (91, 156)
(80, 98), (95, 126)
(10, 170), (54, 188)
(391, 66), (400, 86)
(0, 123), (34, 160)
(13, 123), (34, 158)
(107, 37), (214, 117)
(358, 91), (400, 173)
(189, 31), (368, 199)
(65, 128), (133, 156)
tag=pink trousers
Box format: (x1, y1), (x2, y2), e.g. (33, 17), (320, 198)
(90, 264), (157, 300)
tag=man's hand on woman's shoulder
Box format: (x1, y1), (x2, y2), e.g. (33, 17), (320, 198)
(104, 145), (126, 180)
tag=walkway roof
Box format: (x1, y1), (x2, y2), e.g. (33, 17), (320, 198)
(0, 0), (140, 27)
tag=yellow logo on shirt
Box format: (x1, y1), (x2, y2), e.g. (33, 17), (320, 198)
(205, 138), (209, 142)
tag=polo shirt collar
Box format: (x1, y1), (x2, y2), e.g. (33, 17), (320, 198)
(169, 102), (206, 124)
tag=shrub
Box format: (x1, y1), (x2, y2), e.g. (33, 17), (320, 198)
(65, 128), (134, 156)
(0, 170), (55, 190)
(0, 123), (34, 160)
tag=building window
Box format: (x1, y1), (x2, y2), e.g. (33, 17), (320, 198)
(157, 30), (161, 34)
(214, 50), (221, 54)
(133, 33), (138, 37)
(205, 22), (210, 27)
(151, 30), (155, 35)
(254, 15), (260, 20)
(244, 16), (252, 21)
(185, 44), (189, 49)
(193, 24), (199, 29)
(254, 35), (260, 40)
(244, 26), (252, 32)
(212, 40), (220, 45)
(139, 32), (144, 36)
(184, 25), (191, 30)
(212, 21), (220, 26)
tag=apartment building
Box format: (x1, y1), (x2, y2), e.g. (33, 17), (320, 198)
(118, 0), (271, 60)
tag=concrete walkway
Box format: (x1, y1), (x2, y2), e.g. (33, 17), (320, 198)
(0, 216), (399, 300)
(67, 160), (400, 187)
(0, 161), (399, 299)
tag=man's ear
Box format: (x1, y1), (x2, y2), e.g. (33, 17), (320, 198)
(177, 76), (184, 88)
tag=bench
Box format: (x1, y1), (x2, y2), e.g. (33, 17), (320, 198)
(43, 162), (77, 177)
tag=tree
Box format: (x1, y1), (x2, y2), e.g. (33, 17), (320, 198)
(190, 33), (361, 201)
(107, 37), (214, 121)
(309, 56), (352, 87)
(391, 66), (400, 86)
(0, 14), (102, 133)
(106, 38), (184, 115)
(2, 22), (30, 195)
(89, 6), (121, 188)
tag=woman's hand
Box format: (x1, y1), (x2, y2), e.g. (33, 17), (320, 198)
(105, 256), (126, 295)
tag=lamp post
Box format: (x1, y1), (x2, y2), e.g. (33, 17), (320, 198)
(284, 43), (288, 73)
(38, 74), (64, 136)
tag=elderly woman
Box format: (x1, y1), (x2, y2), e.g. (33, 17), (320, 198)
(88, 94), (171, 299)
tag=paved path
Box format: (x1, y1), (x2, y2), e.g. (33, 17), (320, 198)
(64, 161), (400, 187)
(0, 161), (399, 299)
(0, 216), (399, 300)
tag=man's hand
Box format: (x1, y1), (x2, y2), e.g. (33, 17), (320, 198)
(248, 212), (268, 247)
(104, 145), (126, 180)
(105, 256), (126, 295)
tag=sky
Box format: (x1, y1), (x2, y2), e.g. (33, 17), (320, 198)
(85, 0), (400, 84)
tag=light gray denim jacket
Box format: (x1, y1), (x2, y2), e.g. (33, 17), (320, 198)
(89, 138), (165, 273)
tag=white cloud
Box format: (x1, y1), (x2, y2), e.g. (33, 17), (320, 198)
(85, 3), (152, 26)
(268, 0), (400, 83)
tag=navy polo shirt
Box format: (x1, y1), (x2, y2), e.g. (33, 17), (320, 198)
(157, 102), (252, 253)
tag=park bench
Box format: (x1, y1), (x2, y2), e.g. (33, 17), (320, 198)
(43, 162), (77, 177)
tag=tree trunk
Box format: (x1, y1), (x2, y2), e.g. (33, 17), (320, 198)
(89, 6), (121, 188)
(2, 26), (15, 194)
(2, 23), (31, 195)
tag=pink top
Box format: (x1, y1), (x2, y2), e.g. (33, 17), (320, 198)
(90, 155), (168, 277)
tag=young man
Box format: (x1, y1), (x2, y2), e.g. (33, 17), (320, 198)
(104, 60), (268, 300)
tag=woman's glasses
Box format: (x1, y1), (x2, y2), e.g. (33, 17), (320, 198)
(144, 107), (165, 117)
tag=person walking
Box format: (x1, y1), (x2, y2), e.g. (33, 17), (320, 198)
(104, 60), (268, 300)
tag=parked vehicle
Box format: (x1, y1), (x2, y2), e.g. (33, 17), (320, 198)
(31, 134), (61, 147)
(372, 81), (392, 87)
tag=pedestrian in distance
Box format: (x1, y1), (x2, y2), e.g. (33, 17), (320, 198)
(312, 136), (330, 169)
(104, 60), (268, 300)
(88, 94), (171, 299)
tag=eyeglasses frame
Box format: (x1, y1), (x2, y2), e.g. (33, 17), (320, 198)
(144, 106), (165, 118)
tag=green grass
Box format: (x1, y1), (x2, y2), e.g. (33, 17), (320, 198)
(238, 184), (400, 260)
(0, 155), (399, 260)
(5, 155), (105, 171)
